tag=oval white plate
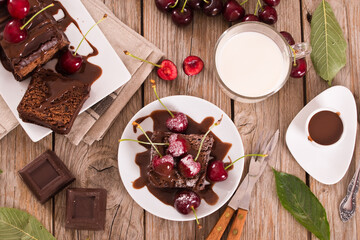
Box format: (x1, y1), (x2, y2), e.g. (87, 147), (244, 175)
(286, 86), (357, 185)
(118, 95), (244, 221)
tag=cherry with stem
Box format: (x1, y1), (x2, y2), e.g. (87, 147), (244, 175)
(171, 0), (193, 26)
(4, 3), (54, 43)
(125, 52), (177, 81)
(151, 80), (188, 132)
(58, 14), (107, 74)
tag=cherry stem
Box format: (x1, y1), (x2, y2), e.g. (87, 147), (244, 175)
(203, 0), (209, 4)
(224, 154), (268, 170)
(191, 206), (202, 229)
(74, 14), (107, 56)
(254, 1), (259, 15)
(289, 45), (297, 66)
(132, 122), (163, 157)
(181, 0), (188, 13)
(124, 51), (162, 68)
(151, 80), (175, 118)
(257, 0), (262, 8)
(119, 139), (169, 146)
(20, 3), (54, 30)
(169, 0), (179, 8)
(194, 115), (223, 162)
(240, 0), (249, 6)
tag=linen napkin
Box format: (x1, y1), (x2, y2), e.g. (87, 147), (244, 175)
(0, 0), (164, 145)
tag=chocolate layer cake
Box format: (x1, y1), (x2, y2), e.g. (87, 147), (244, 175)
(17, 68), (90, 134)
(148, 131), (214, 191)
(0, 0), (69, 81)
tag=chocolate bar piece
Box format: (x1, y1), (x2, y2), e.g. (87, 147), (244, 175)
(0, 0), (69, 81)
(148, 131), (214, 191)
(17, 68), (90, 134)
(65, 188), (107, 230)
(18, 150), (75, 204)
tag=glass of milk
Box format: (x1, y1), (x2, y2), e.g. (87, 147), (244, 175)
(215, 22), (311, 103)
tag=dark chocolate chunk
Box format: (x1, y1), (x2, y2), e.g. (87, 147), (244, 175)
(65, 188), (107, 230)
(18, 150), (75, 204)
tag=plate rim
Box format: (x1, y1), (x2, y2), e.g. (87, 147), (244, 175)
(117, 95), (244, 221)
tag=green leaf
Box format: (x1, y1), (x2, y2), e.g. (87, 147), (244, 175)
(273, 169), (330, 240)
(310, 0), (347, 86)
(0, 208), (56, 240)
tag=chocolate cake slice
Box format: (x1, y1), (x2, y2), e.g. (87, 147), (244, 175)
(148, 131), (214, 191)
(17, 68), (90, 134)
(0, 0), (69, 81)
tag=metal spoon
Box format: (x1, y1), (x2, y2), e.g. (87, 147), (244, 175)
(339, 164), (360, 222)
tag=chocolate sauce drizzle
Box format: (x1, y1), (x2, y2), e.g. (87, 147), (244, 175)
(0, 0), (102, 85)
(132, 110), (232, 207)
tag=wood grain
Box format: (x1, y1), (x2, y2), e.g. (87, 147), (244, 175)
(1, 0), (360, 239)
(233, 0), (307, 239)
(0, 127), (53, 233)
(302, 0), (360, 240)
(226, 208), (248, 240)
(207, 206), (235, 240)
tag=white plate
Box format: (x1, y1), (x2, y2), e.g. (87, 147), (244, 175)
(118, 96), (244, 221)
(0, 0), (131, 142)
(286, 86), (357, 185)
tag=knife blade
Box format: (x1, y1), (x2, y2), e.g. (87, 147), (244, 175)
(228, 129), (279, 211)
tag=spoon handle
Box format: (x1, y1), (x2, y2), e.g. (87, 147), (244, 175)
(339, 164), (360, 222)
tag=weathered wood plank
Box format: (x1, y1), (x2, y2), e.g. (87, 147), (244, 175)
(142, 0), (231, 239)
(53, 0), (143, 239)
(0, 127), (53, 233)
(233, 0), (308, 239)
(302, 0), (360, 239)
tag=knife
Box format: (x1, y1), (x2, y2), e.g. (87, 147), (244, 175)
(206, 130), (280, 240)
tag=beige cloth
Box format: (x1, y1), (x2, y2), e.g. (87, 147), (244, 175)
(0, 0), (163, 145)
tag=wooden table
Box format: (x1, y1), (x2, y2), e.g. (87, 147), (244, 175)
(1, 0), (359, 239)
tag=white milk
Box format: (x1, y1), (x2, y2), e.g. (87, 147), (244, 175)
(216, 32), (288, 98)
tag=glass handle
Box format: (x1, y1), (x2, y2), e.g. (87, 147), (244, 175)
(290, 42), (312, 60)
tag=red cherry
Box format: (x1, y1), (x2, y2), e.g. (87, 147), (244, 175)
(3, 19), (27, 43)
(152, 155), (174, 176)
(263, 0), (280, 7)
(174, 190), (201, 214)
(157, 59), (178, 81)
(188, 0), (202, 10)
(258, 6), (277, 25)
(171, 6), (193, 26)
(280, 31), (295, 45)
(166, 112), (188, 133)
(167, 134), (188, 157)
(178, 154), (201, 178)
(241, 14), (259, 22)
(155, 0), (177, 12)
(290, 58), (307, 78)
(183, 56), (204, 76)
(58, 50), (83, 74)
(223, 0), (245, 22)
(207, 160), (228, 182)
(202, 0), (223, 17)
(7, 0), (29, 20)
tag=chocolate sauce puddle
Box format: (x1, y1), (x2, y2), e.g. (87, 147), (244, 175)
(132, 110), (232, 206)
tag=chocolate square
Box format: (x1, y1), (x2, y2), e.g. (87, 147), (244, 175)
(19, 150), (75, 204)
(65, 188), (107, 230)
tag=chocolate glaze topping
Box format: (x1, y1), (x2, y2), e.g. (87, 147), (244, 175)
(0, 0), (102, 85)
(132, 110), (232, 206)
